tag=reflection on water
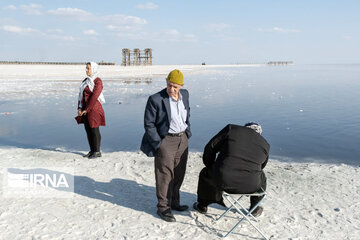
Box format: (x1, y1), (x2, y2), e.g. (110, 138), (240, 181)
(122, 78), (152, 85)
(1, 65), (360, 165)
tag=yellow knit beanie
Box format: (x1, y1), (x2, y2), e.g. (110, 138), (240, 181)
(166, 69), (184, 85)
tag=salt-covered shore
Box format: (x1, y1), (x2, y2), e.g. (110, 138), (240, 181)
(0, 63), (263, 81)
(0, 147), (359, 240)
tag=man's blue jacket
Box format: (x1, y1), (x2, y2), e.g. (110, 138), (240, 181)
(140, 88), (191, 157)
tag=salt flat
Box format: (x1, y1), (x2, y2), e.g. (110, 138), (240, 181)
(0, 147), (359, 240)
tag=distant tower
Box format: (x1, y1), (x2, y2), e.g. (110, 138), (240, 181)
(122, 48), (131, 66)
(144, 48), (152, 65)
(133, 48), (140, 66)
(122, 48), (152, 66)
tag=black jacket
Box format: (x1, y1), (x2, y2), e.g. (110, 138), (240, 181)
(203, 124), (270, 193)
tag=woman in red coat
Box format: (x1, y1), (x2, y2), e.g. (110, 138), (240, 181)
(77, 62), (106, 158)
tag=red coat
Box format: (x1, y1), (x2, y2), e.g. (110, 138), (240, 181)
(78, 77), (106, 128)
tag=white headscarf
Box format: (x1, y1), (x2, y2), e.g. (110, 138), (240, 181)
(78, 62), (105, 108)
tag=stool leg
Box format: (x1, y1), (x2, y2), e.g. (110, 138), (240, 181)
(217, 194), (244, 221)
(233, 196), (258, 222)
(224, 195), (268, 239)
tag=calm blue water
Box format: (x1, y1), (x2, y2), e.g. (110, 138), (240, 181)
(1, 64), (359, 165)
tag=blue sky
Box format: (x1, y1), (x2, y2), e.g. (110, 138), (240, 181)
(1, 0), (359, 64)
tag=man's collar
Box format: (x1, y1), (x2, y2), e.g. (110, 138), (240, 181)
(170, 91), (182, 101)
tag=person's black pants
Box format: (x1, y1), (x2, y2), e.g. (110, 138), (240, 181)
(83, 115), (101, 152)
(250, 172), (266, 208)
(197, 167), (266, 209)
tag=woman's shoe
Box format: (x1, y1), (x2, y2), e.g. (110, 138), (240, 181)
(83, 151), (93, 158)
(89, 152), (102, 159)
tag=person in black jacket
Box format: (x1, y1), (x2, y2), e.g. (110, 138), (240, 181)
(193, 122), (270, 217)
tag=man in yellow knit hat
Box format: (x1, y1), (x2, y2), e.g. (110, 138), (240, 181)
(141, 69), (191, 222)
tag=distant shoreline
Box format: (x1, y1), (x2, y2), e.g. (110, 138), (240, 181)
(0, 61), (294, 66)
(0, 61), (115, 65)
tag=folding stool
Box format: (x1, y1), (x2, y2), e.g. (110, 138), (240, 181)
(216, 188), (268, 239)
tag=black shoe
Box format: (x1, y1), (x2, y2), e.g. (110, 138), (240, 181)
(250, 206), (263, 217)
(83, 151), (93, 158)
(193, 202), (207, 214)
(89, 152), (102, 159)
(171, 205), (189, 211)
(157, 209), (176, 222)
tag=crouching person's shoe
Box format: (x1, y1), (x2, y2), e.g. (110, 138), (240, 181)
(89, 152), (102, 159)
(250, 206), (263, 217)
(157, 209), (176, 222)
(193, 202), (207, 214)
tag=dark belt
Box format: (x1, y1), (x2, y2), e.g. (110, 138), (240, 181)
(167, 131), (185, 137)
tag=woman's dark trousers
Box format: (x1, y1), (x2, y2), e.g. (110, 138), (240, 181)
(83, 115), (101, 152)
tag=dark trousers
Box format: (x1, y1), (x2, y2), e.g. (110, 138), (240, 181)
(155, 134), (188, 212)
(83, 115), (101, 152)
(197, 168), (267, 208)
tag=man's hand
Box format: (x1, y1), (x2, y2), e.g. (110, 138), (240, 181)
(81, 110), (87, 116)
